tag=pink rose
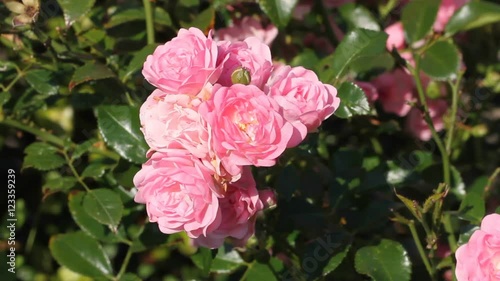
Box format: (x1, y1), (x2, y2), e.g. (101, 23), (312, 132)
(139, 89), (209, 158)
(266, 66), (340, 146)
(142, 27), (223, 95)
(371, 69), (416, 116)
(405, 99), (448, 141)
(434, 0), (469, 33)
(198, 84), (293, 177)
(133, 151), (222, 238)
(216, 37), (273, 89)
(385, 22), (405, 50)
(192, 167), (264, 248)
(215, 16), (278, 46)
(355, 81), (379, 103)
(455, 213), (500, 281)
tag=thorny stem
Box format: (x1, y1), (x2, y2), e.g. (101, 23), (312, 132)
(1, 118), (65, 147)
(116, 246), (134, 279)
(445, 72), (464, 154)
(143, 0), (155, 44)
(409, 220), (436, 281)
(407, 57), (451, 187)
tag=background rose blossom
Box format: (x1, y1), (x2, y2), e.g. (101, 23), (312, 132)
(139, 90), (209, 158)
(193, 167), (264, 248)
(355, 81), (379, 103)
(199, 84), (293, 178)
(371, 68), (416, 116)
(266, 66), (340, 147)
(385, 21), (405, 50)
(216, 37), (273, 89)
(455, 213), (500, 281)
(215, 16), (278, 46)
(406, 99), (448, 141)
(434, 0), (469, 32)
(133, 151), (222, 238)
(142, 27), (223, 95)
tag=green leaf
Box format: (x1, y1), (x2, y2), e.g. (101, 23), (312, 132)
(24, 69), (59, 96)
(183, 6), (215, 31)
(458, 178), (486, 224)
(106, 7), (172, 28)
(355, 239), (412, 281)
(246, 258), (283, 280)
(122, 44), (158, 82)
(210, 248), (244, 274)
(81, 161), (113, 179)
(43, 176), (77, 194)
(119, 273), (142, 281)
(0, 91), (11, 105)
(421, 41), (460, 80)
(68, 192), (123, 242)
(318, 29), (387, 84)
(322, 244), (351, 276)
(191, 248), (215, 277)
(130, 223), (169, 253)
(290, 49), (320, 70)
(445, 1), (500, 35)
(72, 139), (97, 160)
(23, 142), (65, 171)
(259, 0), (298, 28)
(334, 82), (370, 118)
(395, 192), (423, 221)
(401, 0), (440, 43)
(83, 188), (124, 227)
(458, 224), (480, 245)
(112, 159), (141, 188)
(69, 63), (115, 91)
(96, 105), (148, 164)
(49, 231), (113, 278)
(339, 3), (380, 31)
(422, 186), (447, 213)
(349, 52), (395, 73)
(57, 0), (96, 26)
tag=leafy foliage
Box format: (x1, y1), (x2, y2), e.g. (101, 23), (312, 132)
(1, 0), (499, 280)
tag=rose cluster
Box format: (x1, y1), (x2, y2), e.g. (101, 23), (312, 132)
(133, 27), (340, 248)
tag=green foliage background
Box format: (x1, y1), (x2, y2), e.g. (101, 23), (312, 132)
(0, 0), (499, 280)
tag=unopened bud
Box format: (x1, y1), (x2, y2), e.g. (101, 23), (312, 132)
(231, 67), (251, 85)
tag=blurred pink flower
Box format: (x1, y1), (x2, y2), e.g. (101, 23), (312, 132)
(142, 28), (223, 95)
(434, 0), (469, 32)
(355, 81), (379, 103)
(406, 99), (448, 141)
(215, 16), (278, 46)
(385, 21), (405, 50)
(216, 37), (273, 89)
(198, 84), (293, 178)
(266, 66), (340, 147)
(371, 69), (416, 116)
(139, 89), (209, 158)
(133, 151), (222, 238)
(192, 167), (264, 248)
(455, 213), (500, 281)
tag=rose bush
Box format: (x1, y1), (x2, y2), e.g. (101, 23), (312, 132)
(2, 0), (499, 280)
